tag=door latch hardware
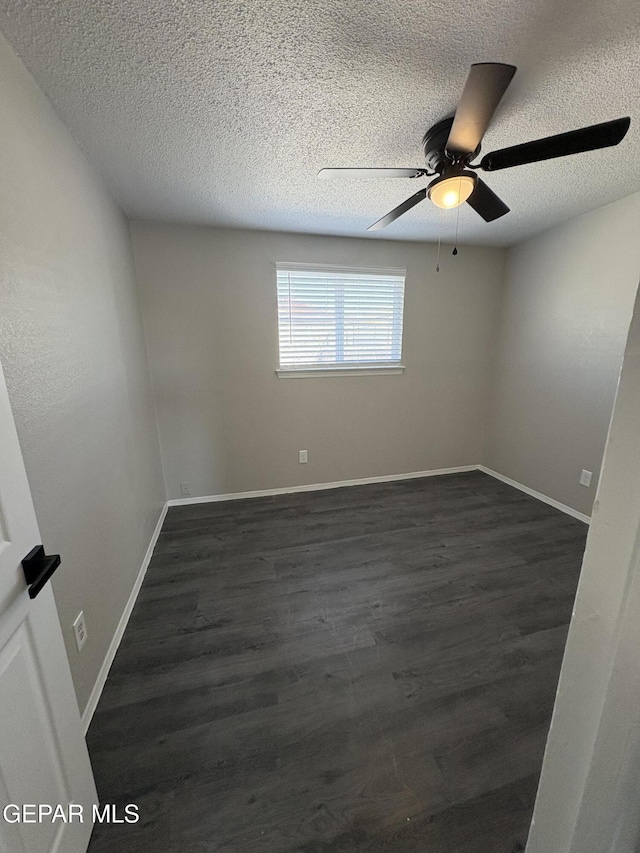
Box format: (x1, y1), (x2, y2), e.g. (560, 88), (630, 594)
(22, 545), (61, 599)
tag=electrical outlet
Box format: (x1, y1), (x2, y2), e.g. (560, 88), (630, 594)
(298, 450), (308, 464)
(180, 481), (191, 496)
(72, 611), (87, 652)
(580, 469), (593, 487)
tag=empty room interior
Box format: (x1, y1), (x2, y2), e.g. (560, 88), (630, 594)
(1, 0), (640, 851)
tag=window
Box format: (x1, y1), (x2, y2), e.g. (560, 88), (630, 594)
(275, 264), (406, 377)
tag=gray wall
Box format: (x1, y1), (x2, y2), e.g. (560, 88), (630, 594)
(484, 192), (640, 516)
(131, 223), (506, 499)
(0, 32), (165, 714)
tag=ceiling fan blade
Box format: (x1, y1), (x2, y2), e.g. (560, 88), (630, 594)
(367, 188), (428, 231)
(466, 178), (510, 222)
(446, 63), (516, 156)
(318, 168), (427, 179)
(480, 117), (631, 171)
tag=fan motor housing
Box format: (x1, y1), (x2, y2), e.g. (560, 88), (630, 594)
(422, 117), (480, 173)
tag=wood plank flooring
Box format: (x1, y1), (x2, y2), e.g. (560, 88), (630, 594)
(86, 471), (587, 852)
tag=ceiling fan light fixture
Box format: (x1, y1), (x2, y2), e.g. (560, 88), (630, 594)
(428, 172), (476, 209)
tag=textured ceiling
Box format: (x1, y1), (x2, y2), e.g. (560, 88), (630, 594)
(0, 0), (639, 246)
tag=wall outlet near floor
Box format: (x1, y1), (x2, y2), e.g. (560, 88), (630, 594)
(298, 450), (308, 464)
(180, 481), (191, 496)
(72, 611), (87, 652)
(580, 469), (593, 487)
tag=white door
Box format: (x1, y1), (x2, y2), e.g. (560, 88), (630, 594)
(0, 357), (97, 853)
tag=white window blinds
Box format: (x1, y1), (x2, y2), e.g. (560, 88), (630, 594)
(276, 264), (406, 371)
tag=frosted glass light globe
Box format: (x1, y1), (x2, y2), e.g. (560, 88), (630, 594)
(428, 173), (476, 209)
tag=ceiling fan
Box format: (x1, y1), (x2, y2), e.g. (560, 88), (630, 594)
(318, 63), (631, 230)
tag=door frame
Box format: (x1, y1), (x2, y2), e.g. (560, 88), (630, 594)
(526, 280), (640, 853)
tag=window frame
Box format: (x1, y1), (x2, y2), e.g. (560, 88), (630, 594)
(274, 262), (407, 379)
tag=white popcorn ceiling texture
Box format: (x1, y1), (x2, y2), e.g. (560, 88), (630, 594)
(0, 0), (639, 246)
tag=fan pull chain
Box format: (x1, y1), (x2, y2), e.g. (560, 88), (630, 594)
(436, 211), (442, 273)
(452, 177), (461, 256)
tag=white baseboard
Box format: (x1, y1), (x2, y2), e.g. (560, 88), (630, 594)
(166, 465), (479, 506)
(478, 465), (591, 524)
(80, 501), (169, 734)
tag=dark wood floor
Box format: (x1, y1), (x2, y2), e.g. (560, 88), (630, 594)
(86, 471), (587, 852)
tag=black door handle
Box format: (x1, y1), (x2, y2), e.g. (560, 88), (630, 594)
(22, 546), (61, 599)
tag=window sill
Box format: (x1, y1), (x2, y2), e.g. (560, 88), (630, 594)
(275, 365), (406, 379)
